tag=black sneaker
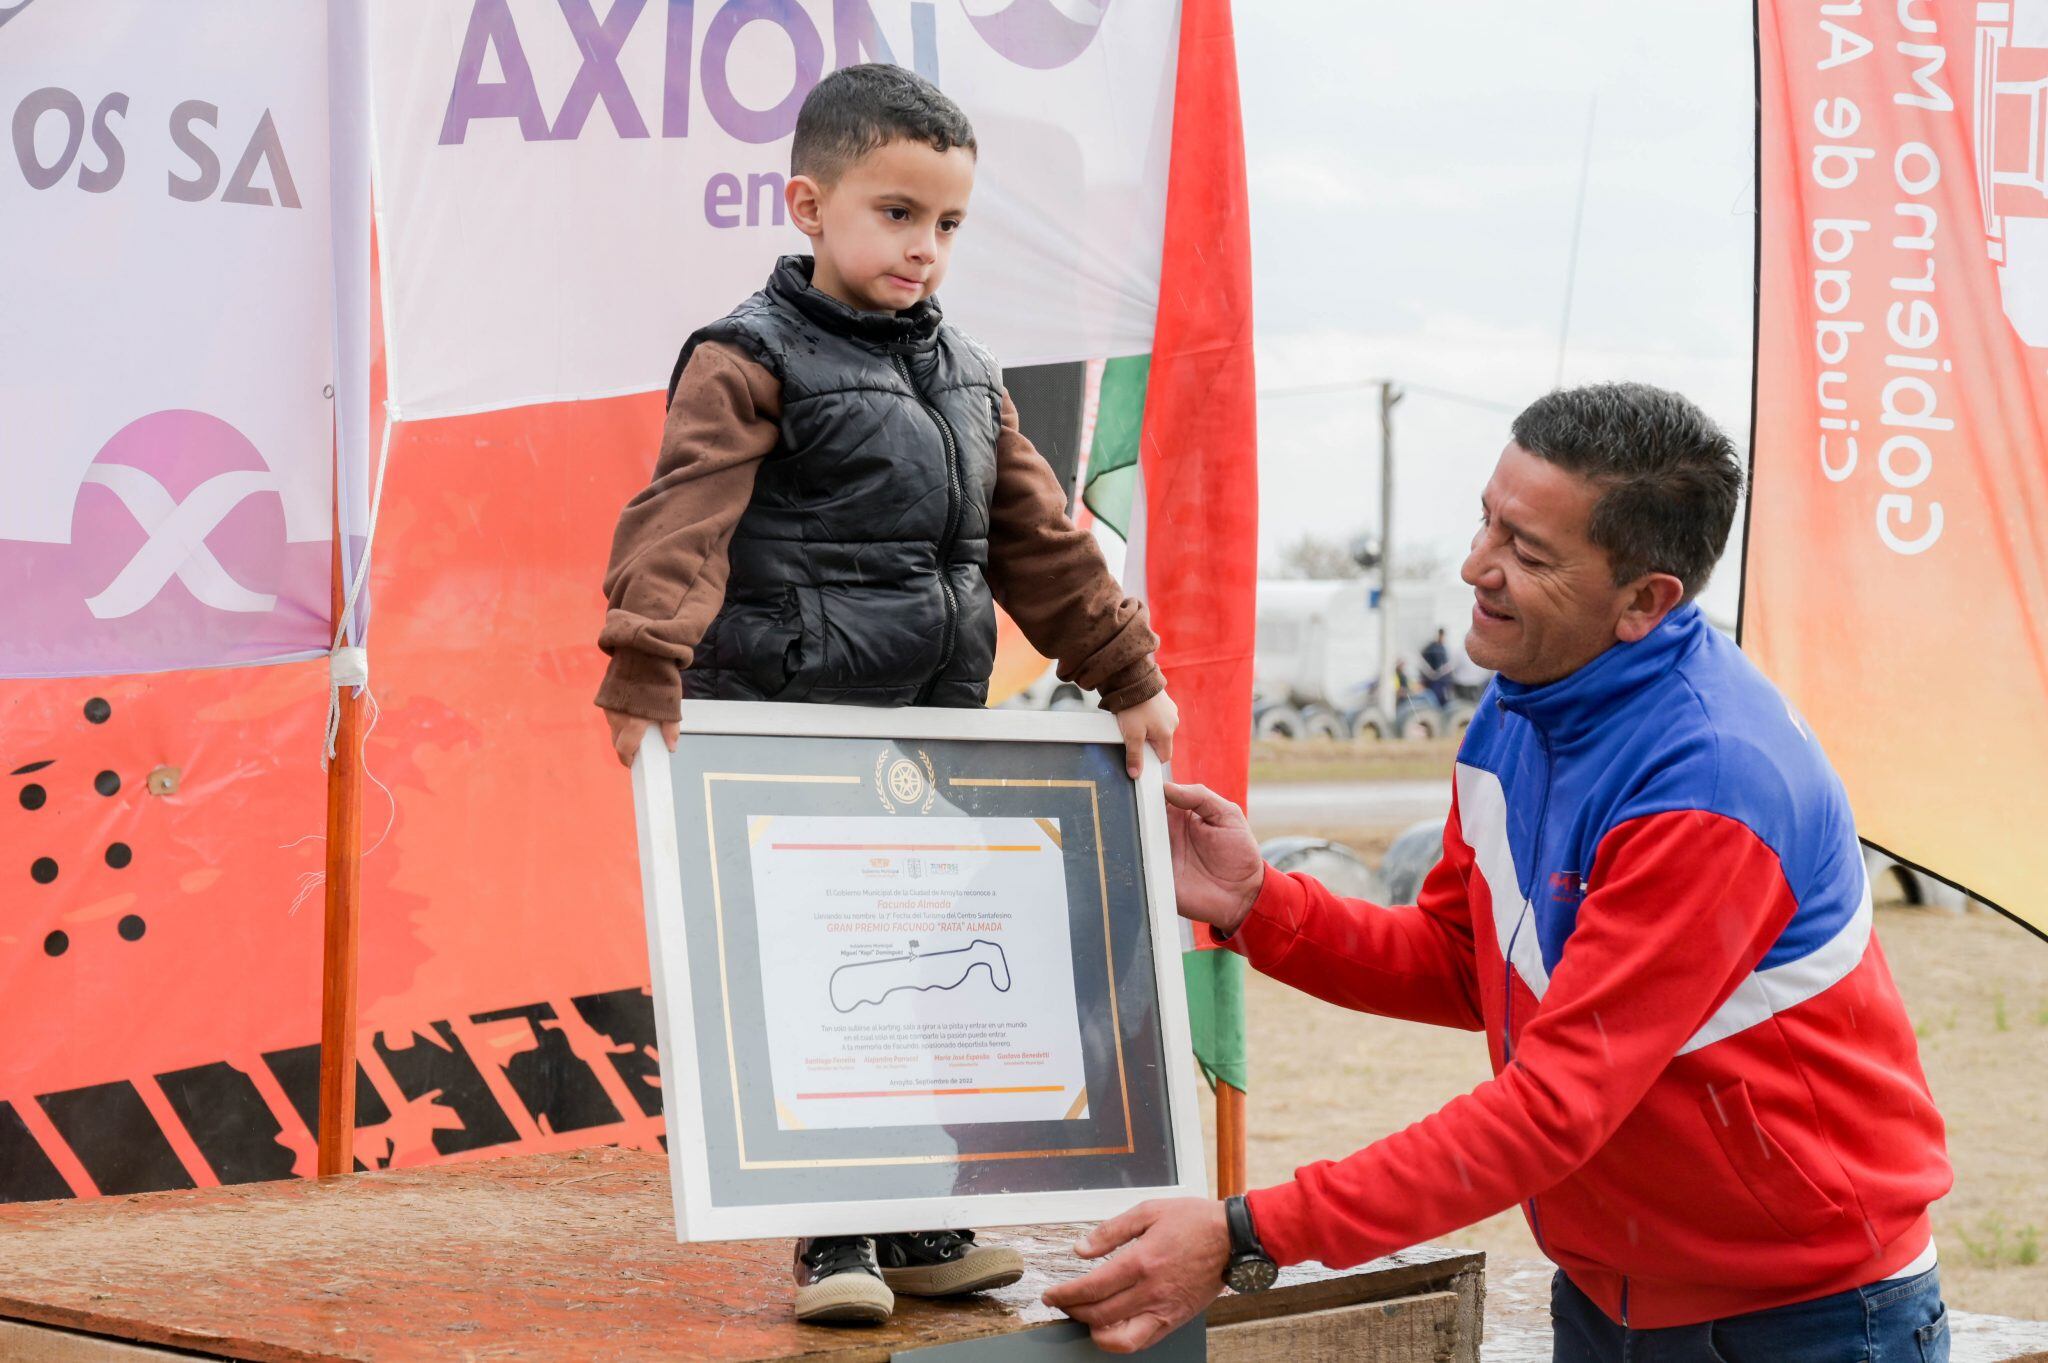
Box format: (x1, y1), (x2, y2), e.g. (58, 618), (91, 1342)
(875, 1229), (1025, 1297)
(793, 1235), (893, 1323)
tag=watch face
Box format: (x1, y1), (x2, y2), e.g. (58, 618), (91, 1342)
(1225, 1255), (1279, 1293)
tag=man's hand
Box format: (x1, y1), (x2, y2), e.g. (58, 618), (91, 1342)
(1163, 782), (1265, 936)
(1042, 1198), (1229, 1354)
(605, 708), (680, 769)
(1114, 690), (1178, 780)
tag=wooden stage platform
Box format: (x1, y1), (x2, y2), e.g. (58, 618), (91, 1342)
(0, 1147), (1484, 1361)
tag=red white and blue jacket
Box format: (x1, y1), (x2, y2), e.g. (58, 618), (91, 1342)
(1233, 604), (1950, 1327)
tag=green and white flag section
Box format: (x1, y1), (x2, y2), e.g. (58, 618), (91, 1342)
(1089, 0), (1258, 1094)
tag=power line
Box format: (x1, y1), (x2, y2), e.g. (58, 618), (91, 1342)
(1257, 377), (1518, 415)
(1255, 379), (1373, 400)
(1402, 381), (1520, 415)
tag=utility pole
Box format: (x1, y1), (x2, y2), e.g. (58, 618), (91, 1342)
(1377, 380), (1404, 729)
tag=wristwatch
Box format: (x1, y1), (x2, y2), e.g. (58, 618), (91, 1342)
(1222, 1194), (1278, 1293)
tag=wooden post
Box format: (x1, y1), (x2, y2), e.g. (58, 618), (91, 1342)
(1217, 1080), (1247, 1198)
(316, 509), (364, 1178)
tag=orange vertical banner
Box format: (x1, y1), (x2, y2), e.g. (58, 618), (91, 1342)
(1749, 0), (2048, 936)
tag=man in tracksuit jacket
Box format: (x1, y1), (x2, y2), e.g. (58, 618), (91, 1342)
(1044, 384), (1952, 1360)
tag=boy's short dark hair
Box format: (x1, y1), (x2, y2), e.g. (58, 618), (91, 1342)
(791, 64), (976, 184)
(1510, 383), (1744, 602)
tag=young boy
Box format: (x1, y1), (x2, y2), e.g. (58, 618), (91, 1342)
(594, 64), (1178, 1325)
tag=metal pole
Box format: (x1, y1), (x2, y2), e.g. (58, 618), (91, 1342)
(1377, 380), (1404, 729)
(1555, 95), (1598, 389)
(317, 476), (363, 1178)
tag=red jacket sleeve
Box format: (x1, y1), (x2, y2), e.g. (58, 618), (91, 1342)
(1225, 791), (1482, 1032)
(1243, 810), (1800, 1268)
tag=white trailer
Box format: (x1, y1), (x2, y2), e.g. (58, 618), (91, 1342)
(1252, 578), (1487, 740)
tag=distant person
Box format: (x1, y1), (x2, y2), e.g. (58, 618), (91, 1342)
(1420, 627), (1453, 705)
(594, 66), (1177, 1326)
(1451, 637), (1491, 699)
(1045, 383), (1949, 1361)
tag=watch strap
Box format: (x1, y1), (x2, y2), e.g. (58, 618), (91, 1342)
(1224, 1195), (1269, 1262)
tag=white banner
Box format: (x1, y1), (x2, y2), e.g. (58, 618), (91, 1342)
(369, 0), (1178, 420)
(0, 0), (370, 678)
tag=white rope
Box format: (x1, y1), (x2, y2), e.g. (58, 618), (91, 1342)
(323, 404), (396, 769)
(292, 688), (397, 915)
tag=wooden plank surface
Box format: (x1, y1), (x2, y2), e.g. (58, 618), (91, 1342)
(1211, 1291), (1463, 1363)
(0, 1147), (1482, 1363)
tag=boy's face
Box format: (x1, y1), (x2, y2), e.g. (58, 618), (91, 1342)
(786, 138), (975, 314)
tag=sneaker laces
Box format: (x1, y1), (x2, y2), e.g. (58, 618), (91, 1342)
(914, 1229), (977, 1260)
(804, 1236), (879, 1279)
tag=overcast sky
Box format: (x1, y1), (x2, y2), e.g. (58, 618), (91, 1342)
(1236, 3), (1756, 620)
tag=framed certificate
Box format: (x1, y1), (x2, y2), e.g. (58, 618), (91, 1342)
(630, 701), (1207, 1242)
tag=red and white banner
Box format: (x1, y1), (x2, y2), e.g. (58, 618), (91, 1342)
(1751, 0), (2048, 935)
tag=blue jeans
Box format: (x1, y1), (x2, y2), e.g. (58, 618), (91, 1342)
(1551, 1267), (1949, 1363)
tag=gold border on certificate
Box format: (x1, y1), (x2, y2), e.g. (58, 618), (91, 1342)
(705, 770), (1138, 1170)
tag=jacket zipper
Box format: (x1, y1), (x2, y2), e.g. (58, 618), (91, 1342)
(895, 353), (962, 704)
(1502, 728), (1555, 1258)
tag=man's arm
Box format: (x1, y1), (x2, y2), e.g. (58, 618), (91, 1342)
(1223, 795), (1484, 1032)
(1243, 810), (1800, 1270)
(983, 389), (1163, 712)
(594, 341), (781, 724)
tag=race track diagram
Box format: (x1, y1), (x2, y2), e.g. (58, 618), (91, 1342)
(829, 939), (1013, 1014)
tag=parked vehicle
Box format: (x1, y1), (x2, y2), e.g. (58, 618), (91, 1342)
(1251, 578), (1489, 741)
(1008, 575), (1494, 741)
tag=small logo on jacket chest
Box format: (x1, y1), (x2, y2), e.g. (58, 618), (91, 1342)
(1547, 871), (1587, 906)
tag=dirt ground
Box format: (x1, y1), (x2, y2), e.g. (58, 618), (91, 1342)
(1224, 740), (2048, 1320)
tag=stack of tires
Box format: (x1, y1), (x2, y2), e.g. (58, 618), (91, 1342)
(1253, 697), (1477, 743)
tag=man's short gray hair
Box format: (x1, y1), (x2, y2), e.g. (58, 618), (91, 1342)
(1510, 383), (1744, 602)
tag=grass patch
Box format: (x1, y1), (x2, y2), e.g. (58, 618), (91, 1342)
(1249, 737), (1462, 785)
(1958, 1215), (2043, 1269)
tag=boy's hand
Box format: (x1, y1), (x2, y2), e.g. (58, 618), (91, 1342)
(1113, 691), (1178, 780)
(606, 709), (680, 769)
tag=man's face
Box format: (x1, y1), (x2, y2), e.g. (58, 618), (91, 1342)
(1462, 443), (1638, 685)
(792, 138), (975, 313)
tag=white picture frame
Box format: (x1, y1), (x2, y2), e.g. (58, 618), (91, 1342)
(630, 700), (1208, 1242)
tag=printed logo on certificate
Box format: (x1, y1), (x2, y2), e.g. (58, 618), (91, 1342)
(629, 702), (1206, 1242)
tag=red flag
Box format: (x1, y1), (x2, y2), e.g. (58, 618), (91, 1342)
(1141, 0), (1259, 868)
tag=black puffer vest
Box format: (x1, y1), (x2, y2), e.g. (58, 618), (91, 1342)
(675, 255), (1002, 708)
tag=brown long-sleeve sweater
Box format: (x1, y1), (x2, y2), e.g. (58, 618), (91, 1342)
(595, 341), (1164, 721)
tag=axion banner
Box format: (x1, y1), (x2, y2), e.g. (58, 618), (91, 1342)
(369, 0), (1177, 419)
(0, 0), (372, 679)
(1751, 0), (2048, 934)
